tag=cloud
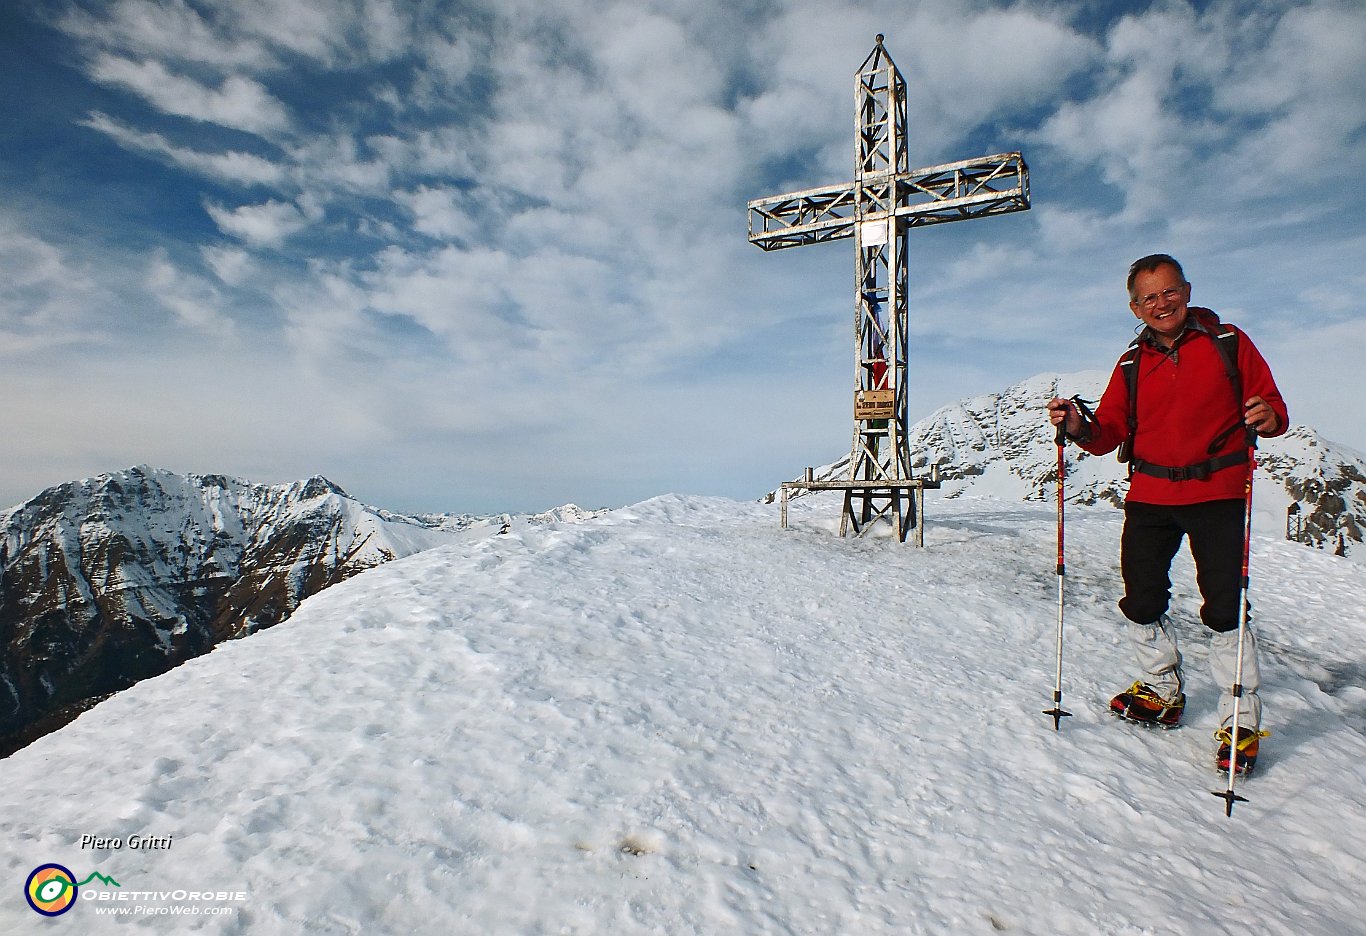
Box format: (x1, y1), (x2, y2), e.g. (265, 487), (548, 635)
(146, 251), (234, 335)
(394, 186), (479, 242)
(742, 2), (1096, 178)
(200, 245), (256, 286)
(1032, 204), (1116, 253)
(1264, 314), (1366, 449)
(54, 0), (419, 74)
(79, 112), (286, 187)
(282, 132), (399, 197)
(1034, 66), (1192, 208)
(1218, 2), (1366, 178)
(0, 218), (67, 291)
(909, 7), (1101, 141)
(412, 31), (481, 92)
(381, 127), (480, 180)
(1028, 0), (1366, 223)
(89, 54), (292, 135)
(225, 0), (417, 68)
(205, 199), (312, 246)
(0, 217), (98, 352)
(54, 0), (275, 71)
(361, 244), (521, 351)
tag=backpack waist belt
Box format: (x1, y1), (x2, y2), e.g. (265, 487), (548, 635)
(1130, 449), (1248, 482)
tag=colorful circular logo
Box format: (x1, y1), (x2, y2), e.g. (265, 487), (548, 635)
(25, 864), (78, 916)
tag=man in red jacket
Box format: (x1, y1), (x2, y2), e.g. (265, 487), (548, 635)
(1047, 254), (1288, 773)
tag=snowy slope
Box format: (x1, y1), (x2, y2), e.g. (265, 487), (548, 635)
(1, 494), (1363, 935)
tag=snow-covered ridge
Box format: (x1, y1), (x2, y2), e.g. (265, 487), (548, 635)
(0, 465), (614, 757)
(397, 502), (610, 533)
(787, 371), (1366, 560)
(1, 467), (446, 582)
(0, 468), (719, 762)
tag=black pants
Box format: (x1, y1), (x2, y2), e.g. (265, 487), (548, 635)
(1119, 499), (1246, 633)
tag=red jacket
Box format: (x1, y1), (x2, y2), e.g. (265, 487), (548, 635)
(1078, 309), (1288, 505)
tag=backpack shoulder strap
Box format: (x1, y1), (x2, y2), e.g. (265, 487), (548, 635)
(1191, 307), (1242, 400)
(1206, 321), (1251, 452)
(1212, 323), (1241, 404)
(1118, 342), (1141, 466)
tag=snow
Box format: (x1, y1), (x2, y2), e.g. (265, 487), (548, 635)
(2, 493), (1364, 934)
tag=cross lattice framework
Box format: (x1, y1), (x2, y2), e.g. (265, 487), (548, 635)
(749, 35), (1030, 543)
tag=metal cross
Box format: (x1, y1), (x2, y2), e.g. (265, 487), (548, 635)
(749, 35), (1030, 543)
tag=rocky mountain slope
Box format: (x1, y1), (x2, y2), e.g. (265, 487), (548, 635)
(789, 371), (1365, 559)
(0, 467), (466, 755)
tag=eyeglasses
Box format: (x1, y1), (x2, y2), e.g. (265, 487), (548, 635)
(1133, 286), (1187, 310)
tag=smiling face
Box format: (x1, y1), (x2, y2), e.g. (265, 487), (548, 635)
(1129, 263), (1191, 341)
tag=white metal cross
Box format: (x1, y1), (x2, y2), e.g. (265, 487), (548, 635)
(750, 35), (1030, 542)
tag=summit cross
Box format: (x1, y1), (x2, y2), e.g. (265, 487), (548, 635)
(749, 35), (1030, 543)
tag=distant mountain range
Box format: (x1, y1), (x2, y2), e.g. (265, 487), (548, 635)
(784, 371), (1365, 559)
(0, 467), (523, 756)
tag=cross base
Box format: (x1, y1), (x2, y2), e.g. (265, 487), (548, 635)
(778, 479), (941, 545)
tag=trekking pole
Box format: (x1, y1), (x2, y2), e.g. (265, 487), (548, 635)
(1212, 428), (1258, 816)
(1043, 406), (1073, 730)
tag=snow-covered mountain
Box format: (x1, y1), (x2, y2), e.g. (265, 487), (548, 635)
(2, 494), (1363, 934)
(0, 466), (469, 755)
(789, 371), (1366, 560)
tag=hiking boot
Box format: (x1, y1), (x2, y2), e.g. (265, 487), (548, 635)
(1216, 725), (1268, 775)
(1110, 681), (1185, 727)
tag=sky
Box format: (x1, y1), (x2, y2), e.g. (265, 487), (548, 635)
(1, 0), (1364, 515)
(3, 494), (1365, 933)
